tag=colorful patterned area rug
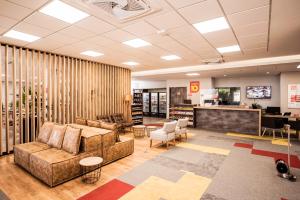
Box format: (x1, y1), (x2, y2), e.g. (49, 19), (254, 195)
(78, 130), (300, 200)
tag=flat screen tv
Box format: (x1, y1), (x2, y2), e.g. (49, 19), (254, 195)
(246, 86), (271, 99)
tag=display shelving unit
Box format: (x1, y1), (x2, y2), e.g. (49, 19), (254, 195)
(131, 89), (143, 125)
(169, 104), (195, 127)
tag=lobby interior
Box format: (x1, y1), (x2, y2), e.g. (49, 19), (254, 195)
(0, 0), (300, 200)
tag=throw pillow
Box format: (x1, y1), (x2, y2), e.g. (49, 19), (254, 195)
(87, 120), (101, 128)
(62, 126), (82, 155)
(47, 124), (67, 149)
(75, 117), (87, 125)
(37, 122), (55, 143)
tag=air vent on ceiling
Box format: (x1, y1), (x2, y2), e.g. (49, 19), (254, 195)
(82, 0), (155, 21)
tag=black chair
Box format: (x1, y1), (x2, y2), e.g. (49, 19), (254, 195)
(283, 112), (291, 116)
(261, 117), (284, 138)
(288, 120), (300, 138)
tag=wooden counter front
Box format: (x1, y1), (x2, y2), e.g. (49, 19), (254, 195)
(194, 107), (261, 135)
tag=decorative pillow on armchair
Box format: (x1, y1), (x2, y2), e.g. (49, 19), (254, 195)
(87, 120), (101, 128)
(75, 117), (87, 125)
(62, 126), (82, 155)
(47, 124), (67, 149)
(37, 122), (55, 143)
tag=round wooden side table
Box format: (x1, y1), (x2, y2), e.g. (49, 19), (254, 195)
(132, 125), (146, 138)
(79, 156), (103, 184)
(146, 126), (159, 137)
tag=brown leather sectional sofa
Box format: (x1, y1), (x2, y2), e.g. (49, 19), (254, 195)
(14, 119), (134, 187)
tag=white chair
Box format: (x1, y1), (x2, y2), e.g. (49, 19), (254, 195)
(150, 121), (177, 149)
(175, 118), (189, 141)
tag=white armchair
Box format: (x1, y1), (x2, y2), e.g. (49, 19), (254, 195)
(150, 121), (177, 149)
(175, 118), (189, 141)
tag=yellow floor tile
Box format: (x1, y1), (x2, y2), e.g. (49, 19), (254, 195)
(271, 139), (290, 146)
(176, 142), (230, 155)
(226, 132), (273, 141)
(120, 172), (211, 200)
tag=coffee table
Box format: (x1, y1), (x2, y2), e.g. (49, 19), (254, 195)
(79, 156), (103, 184)
(132, 125), (146, 137)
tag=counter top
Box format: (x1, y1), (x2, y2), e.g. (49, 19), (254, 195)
(194, 106), (261, 112)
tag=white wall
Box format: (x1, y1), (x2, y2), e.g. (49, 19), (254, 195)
(280, 72), (300, 114)
(213, 75), (280, 108)
(131, 80), (166, 93)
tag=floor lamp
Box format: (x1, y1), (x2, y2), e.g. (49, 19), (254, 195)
(124, 94), (132, 122)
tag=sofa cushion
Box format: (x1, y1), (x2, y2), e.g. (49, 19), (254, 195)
(62, 126), (81, 155)
(47, 124), (67, 149)
(87, 120), (101, 128)
(14, 142), (50, 171)
(37, 122), (55, 143)
(75, 117), (87, 125)
(100, 121), (117, 130)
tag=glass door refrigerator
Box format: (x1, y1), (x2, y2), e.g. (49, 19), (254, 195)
(150, 93), (158, 117)
(158, 92), (167, 118)
(143, 93), (150, 116)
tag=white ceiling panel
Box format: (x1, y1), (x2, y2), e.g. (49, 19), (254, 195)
(24, 12), (69, 32)
(0, 15), (17, 30)
(0, 0), (32, 20)
(58, 25), (95, 40)
(14, 22), (52, 37)
(7, 0), (48, 9)
(233, 21), (268, 38)
(178, 0), (223, 23)
(122, 21), (158, 37)
(166, 0), (206, 9)
(0, 36), (28, 46)
(45, 32), (79, 45)
(83, 35), (117, 47)
(203, 29), (237, 47)
(26, 38), (64, 51)
(146, 11), (187, 30)
(228, 6), (269, 27)
(75, 16), (115, 34)
(219, 0), (269, 15)
(103, 29), (135, 42)
(238, 33), (267, 49)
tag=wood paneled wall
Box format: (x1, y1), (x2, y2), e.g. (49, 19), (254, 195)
(0, 43), (131, 155)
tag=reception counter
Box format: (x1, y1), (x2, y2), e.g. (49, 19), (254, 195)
(194, 106), (261, 135)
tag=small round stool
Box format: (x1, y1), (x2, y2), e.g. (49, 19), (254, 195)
(80, 157), (103, 184)
(146, 126), (159, 137)
(132, 125), (146, 138)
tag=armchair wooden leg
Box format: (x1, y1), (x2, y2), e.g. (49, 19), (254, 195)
(150, 139), (152, 148)
(166, 141), (169, 149)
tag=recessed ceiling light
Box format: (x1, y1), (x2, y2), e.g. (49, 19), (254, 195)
(3, 30), (40, 42)
(186, 73), (200, 76)
(123, 39), (151, 48)
(80, 50), (103, 57)
(193, 17), (229, 34)
(224, 74), (227, 77)
(266, 72), (270, 74)
(122, 61), (139, 66)
(39, 0), (89, 24)
(161, 55), (181, 61)
(297, 64), (300, 69)
(217, 45), (240, 54)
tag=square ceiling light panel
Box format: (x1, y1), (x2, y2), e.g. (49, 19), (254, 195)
(123, 39), (151, 48)
(122, 61), (140, 66)
(193, 17), (229, 34)
(80, 50), (103, 57)
(3, 30), (40, 42)
(40, 0), (89, 24)
(217, 45), (240, 54)
(161, 55), (181, 61)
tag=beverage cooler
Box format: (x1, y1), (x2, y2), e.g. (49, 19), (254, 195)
(143, 93), (150, 116)
(158, 92), (167, 118)
(150, 93), (158, 117)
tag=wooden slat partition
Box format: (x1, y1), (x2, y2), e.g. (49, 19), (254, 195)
(0, 43), (131, 155)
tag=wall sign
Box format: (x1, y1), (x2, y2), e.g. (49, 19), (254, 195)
(190, 81), (200, 93)
(288, 84), (300, 108)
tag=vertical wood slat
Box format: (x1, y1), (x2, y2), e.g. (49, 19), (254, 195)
(65, 57), (69, 124)
(25, 50), (29, 143)
(12, 47), (17, 145)
(62, 56), (66, 124)
(0, 45), (2, 153)
(31, 51), (35, 141)
(5, 45), (9, 151)
(70, 58), (73, 123)
(43, 52), (47, 122)
(37, 52), (41, 135)
(74, 59), (77, 121)
(57, 56), (61, 123)
(18, 48), (22, 144)
(52, 55), (57, 122)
